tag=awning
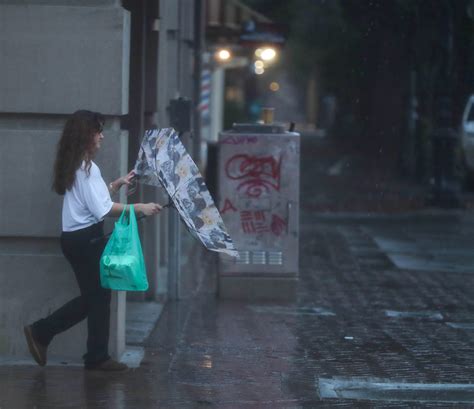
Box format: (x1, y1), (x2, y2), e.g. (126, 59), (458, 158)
(206, 0), (285, 45)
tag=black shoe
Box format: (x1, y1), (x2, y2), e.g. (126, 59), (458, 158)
(24, 325), (47, 366)
(85, 359), (129, 372)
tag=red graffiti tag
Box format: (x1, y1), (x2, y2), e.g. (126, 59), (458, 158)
(239, 210), (287, 236)
(271, 214), (287, 236)
(220, 198), (237, 214)
(225, 154), (281, 198)
(240, 210), (269, 234)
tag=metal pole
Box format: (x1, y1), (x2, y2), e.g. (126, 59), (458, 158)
(167, 207), (181, 299)
(430, 0), (462, 208)
(158, 0), (182, 300)
(193, 0), (205, 165)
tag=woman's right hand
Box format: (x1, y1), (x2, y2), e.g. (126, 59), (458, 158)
(138, 202), (162, 216)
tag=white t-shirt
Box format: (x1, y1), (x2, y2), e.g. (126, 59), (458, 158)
(62, 161), (113, 232)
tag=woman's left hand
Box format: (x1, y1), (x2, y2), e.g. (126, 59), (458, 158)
(111, 170), (136, 193)
(119, 170), (136, 187)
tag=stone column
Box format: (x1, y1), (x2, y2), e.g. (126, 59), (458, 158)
(0, 0), (130, 362)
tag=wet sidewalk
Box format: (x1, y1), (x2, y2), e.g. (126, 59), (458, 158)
(2, 136), (474, 408)
(3, 212), (474, 408)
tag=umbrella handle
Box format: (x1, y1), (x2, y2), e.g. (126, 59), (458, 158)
(90, 202), (173, 244)
(135, 202), (173, 223)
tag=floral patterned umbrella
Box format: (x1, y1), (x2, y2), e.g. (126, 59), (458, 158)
(134, 128), (239, 258)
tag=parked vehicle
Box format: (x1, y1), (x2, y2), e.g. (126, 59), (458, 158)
(461, 95), (474, 186)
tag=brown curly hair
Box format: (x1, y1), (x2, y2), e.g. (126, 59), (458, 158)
(52, 110), (105, 195)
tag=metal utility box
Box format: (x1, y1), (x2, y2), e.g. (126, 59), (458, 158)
(217, 123), (300, 300)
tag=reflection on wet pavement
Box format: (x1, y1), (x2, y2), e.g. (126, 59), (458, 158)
(318, 378), (474, 403)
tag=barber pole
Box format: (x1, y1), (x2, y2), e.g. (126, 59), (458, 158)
(198, 67), (211, 124)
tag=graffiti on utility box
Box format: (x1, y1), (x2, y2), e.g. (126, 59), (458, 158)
(219, 151), (288, 237)
(224, 154), (282, 198)
(218, 130), (299, 269)
(239, 210), (287, 236)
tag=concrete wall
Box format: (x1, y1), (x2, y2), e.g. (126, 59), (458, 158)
(0, 2), (130, 363)
(0, 4), (129, 114)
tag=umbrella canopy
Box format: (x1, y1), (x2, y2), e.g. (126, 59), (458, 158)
(134, 128), (239, 258)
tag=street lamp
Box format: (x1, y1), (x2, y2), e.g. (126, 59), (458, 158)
(215, 48), (232, 62)
(254, 60), (265, 75)
(260, 47), (277, 62)
(255, 47), (278, 63)
(269, 82), (280, 91)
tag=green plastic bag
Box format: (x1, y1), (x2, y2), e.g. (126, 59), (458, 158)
(100, 205), (148, 291)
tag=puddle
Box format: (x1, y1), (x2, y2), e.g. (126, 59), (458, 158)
(249, 305), (336, 316)
(318, 377), (474, 403)
(385, 310), (443, 321)
(446, 322), (474, 330)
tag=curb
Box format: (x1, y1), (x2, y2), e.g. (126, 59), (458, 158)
(304, 208), (471, 223)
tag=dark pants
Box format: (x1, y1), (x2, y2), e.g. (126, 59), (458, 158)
(32, 221), (111, 367)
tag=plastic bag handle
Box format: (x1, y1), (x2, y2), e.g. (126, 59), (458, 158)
(129, 205), (138, 233)
(117, 204), (136, 226)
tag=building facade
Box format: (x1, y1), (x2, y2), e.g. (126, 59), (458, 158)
(0, 0), (203, 363)
(0, 0), (270, 364)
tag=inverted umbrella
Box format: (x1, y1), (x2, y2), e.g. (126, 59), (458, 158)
(134, 128), (239, 258)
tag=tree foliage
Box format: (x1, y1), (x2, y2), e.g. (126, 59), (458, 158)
(244, 0), (474, 174)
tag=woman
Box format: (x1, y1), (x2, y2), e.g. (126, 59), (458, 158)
(24, 110), (161, 372)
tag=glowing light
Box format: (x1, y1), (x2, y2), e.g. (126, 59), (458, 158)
(200, 355), (213, 369)
(270, 82), (280, 91)
(255, 67), (265, 75)
(254, 60), (264, 69)
(261, 48), (277, 62)
(255, 48), (263, 57)
(216, 49), (231, 61)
